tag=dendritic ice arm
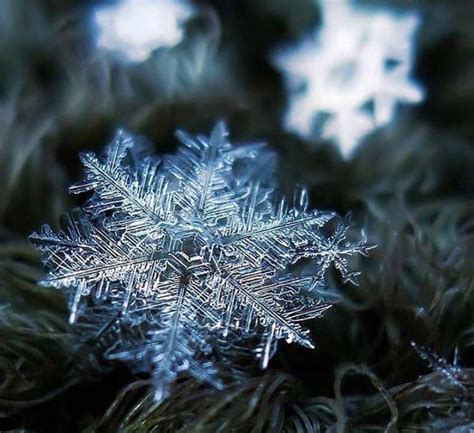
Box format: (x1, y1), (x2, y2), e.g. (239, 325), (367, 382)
(70, 129), (174, 239)
(218, 185), (336, 270)
(208, 268), (333, 368)
(165, 122), (266, 227)
(29, 212), (171, 323)
(109, 271), (224, 402)
(218, 186), (370, 282)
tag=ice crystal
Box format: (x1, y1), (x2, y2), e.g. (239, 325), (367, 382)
(93, 0), (194, 62)
(411, 342), (467, 393)
(31, 123), (369, 401)
(273, 0), (424, 158)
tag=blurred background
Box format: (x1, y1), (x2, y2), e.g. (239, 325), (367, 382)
(1, 0), (474, 431)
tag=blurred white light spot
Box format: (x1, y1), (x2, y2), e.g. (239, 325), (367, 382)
(94, 0), (193, 62)
(273, 0), (424, 158)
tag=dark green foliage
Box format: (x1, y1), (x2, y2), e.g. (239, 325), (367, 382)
(0, 0), (473, 431)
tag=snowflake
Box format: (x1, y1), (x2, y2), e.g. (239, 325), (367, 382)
(30, 123), (370, 401)
(273, 0), (424, 158)
(93, 0), (194, 63)
(411, 342), (467, 393)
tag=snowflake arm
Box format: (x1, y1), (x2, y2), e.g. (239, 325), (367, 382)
(219, 185), (336, 271)
(69, 129), (173, 238)
(166, 122), (265, 227)
(207, 260), (333, 368)
(118, 273), (223, 401)
(30, 212), (171, 323)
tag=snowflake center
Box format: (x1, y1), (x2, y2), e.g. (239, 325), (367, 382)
(328, 60), (359, 89)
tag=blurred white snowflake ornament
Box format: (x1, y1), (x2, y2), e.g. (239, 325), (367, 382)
(93, 0), (194, 62)
(273, 0), (424, 158)
(31, 123), (370, 401)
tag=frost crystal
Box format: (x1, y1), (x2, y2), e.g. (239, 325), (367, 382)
(411, 342), (467, 393)
(273, 0), (424, 158)
(93, 0), (194, 62)
(31, 123), (369, 401)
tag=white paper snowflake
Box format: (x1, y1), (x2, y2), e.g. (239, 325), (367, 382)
(273, 0), (424, 158)
(31, 123), (369, 401)
(93, 0), (194, 62)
